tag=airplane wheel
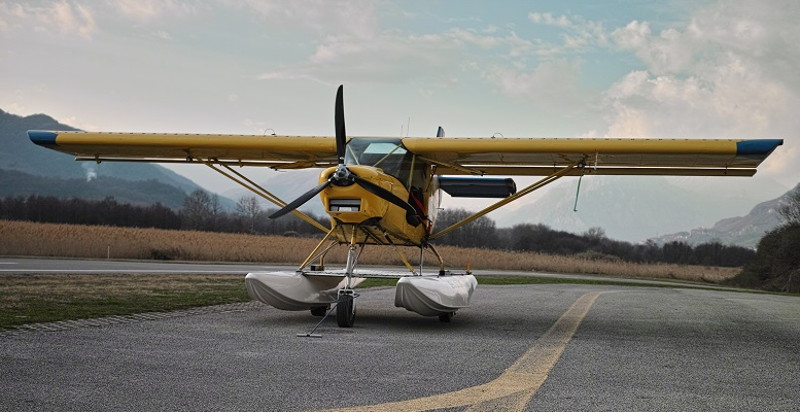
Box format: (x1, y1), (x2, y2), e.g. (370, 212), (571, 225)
(336, 295), (356, 327)
(438, 312), (454, 323)
(310, 305), (329, 317)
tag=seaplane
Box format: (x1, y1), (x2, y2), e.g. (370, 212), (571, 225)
(28, 85), (783, 328)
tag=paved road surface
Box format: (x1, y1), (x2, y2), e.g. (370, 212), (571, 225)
(1, 282), (798, 411)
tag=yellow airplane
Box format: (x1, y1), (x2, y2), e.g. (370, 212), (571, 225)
(29, 85), (783, 328)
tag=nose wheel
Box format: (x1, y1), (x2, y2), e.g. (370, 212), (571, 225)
(438, 312), (455, 322)
(336, 291), (356, 327)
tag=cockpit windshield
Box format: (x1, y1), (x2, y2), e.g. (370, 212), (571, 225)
(345, 138), (412, 183)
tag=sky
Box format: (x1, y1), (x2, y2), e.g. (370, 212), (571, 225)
(2, 0), (798, 202)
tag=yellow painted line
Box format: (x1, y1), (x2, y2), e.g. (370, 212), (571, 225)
(322, 291), (604, 412)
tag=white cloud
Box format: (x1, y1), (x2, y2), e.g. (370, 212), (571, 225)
(0, 2), (25, 32)
(529, 12), (572, 28)
(259, 28), (535, 85)
(111, 0), (200, 21)
(603, 0), (800, 181)
(528, 10), (609, 51)
(114, 0), (166, 21)
(606, 47), (794, 138)
(483, 59), (584, 103)
(53, 1), (97, 38)
(227, 0), (379, 38)
(0, 1), (97, 38)
(152, 30), (173, 41)
(2, 102), (30, 116)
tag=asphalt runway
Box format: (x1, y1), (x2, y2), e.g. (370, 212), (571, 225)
(1, 280), (798, 411)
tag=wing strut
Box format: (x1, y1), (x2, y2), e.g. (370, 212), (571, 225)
(200, 158), (329, 233)
(430, 161), (584, 240)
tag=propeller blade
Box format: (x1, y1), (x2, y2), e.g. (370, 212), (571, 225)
(269, 180), (331, 219)
(352, 176), (420, 226)
(335, 85), (346, 165)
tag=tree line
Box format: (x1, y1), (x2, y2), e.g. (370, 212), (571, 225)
(727, 187), (800, 293)
(0, 191), (326, 236)
(0, 191), (756, 268)
(433, 208), (755, 268)
(0, 195), (181, 229)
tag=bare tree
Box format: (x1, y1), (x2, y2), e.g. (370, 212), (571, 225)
(181, 190), (214, 230)
(434, 208), (498, 248)
(583, 227), (606, 240)
(235, 196), (262, 233)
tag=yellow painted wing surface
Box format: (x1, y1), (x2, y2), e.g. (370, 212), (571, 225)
(28, 131), (339, 169)
(29, 131), (782, 176)
(402, 137), (784, 176)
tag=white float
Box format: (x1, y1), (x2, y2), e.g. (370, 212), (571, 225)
(246, 271), (477, 319)
(394, 275), (478, 316)
(245, 271), (364, 311)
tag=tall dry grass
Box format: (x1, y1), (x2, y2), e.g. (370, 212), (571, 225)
(0, 220), (738, 283)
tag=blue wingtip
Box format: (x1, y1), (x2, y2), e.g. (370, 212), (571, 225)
(736, 139), (784, 156)
(28, 130), (58, 146)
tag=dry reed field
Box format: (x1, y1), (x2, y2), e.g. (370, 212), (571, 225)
(0, 220), (738, 283)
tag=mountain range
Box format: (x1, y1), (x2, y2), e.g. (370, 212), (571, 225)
(0, 109), (234, 209)
(650, 184), (798, 248)
(484, 175), (789, 243)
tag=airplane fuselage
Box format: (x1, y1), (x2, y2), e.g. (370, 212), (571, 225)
(318, 138), (438, 247)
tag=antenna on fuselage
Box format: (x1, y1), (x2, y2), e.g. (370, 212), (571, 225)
(436, 126), (445, 137)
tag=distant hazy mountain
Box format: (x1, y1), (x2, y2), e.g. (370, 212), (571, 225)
(0, 109), (234, 209)
(489, 175), (788, 243)
(650, 183), (799, 248)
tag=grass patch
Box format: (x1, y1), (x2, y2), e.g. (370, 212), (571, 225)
(2, 272), (759, 330)
(356, 278), (399, 288)
(0, 274), (249, 329)
(476, 275), (643, 287)
(355, 275), (642, 288)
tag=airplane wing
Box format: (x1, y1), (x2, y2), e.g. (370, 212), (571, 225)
(28, 131), (339, 169)
(30, 131), (783, 176)
(401, 137), (784, 176)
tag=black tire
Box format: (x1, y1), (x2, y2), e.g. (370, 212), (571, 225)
(310, 306), (328, 317)
(438, 312), (454, 323)
(336, 295), (356, 327)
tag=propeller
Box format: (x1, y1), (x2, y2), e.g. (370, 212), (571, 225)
(269, 85), (420, 226)
(335, 85), (346, 165)
(269, 180), (331, 219)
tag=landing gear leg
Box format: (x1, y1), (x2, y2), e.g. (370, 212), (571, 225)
(336, 242), (359, 328)
(438, 312), (455, 323)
